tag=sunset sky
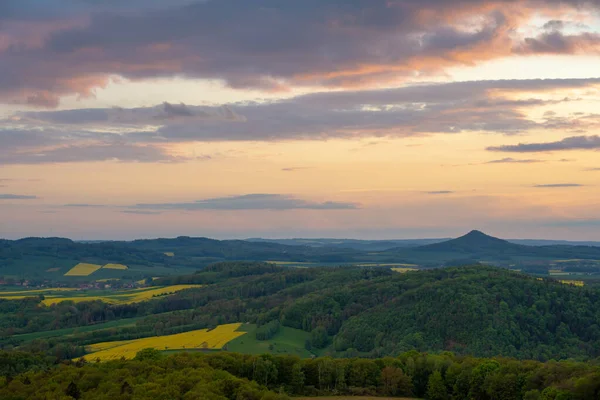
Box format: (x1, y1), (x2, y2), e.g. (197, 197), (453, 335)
(1, 0), (600, 240)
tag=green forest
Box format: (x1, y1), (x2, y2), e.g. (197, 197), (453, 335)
(2, 349), (600, 399)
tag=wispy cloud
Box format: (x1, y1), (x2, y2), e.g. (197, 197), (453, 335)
(64, 204), (108, 208)
(0, 194), (38, 199)
(134, 194), (359, 211)
(281, 167), (312, 172)
(120, 210), (162, 215)
(485, 158), (544, 164)
(488, 135), (600, 153)
(533, 183), (584, 188)
(425, 191), (455, 195)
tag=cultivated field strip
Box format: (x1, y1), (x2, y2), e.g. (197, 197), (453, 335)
(41, 284), (203, 306)
(84, 323), (246, 360)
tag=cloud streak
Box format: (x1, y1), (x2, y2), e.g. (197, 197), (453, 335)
(0, 194), (38, 199)
(134, 194), (359, 211)
(488, 135), (600, 153)
(486, 158), (545, 164)
(533, 183), (584, 188)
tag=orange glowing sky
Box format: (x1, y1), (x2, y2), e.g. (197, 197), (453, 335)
(1, 0), (600, 240)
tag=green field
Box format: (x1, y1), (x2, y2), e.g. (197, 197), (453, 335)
(225, 323), (317, 358)
(14, 317), (143, 342)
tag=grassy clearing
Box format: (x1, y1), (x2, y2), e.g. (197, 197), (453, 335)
(64, 263), (103, 276)
(83, 323), (245, 361)
(41, 284), (203, 306)
(102, 263), (128, 270)
(225, 324), (316, 358)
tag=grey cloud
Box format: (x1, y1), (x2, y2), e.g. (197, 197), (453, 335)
(0, 194), (38, 199)
(134, 194), (359, 211)
(0, 142), (190, 165)
(426, 191), (454, 195)
(1, 0), (599, 104)
(488, 135), (600, 152)
(64, 204), (107, 207)
(17, 104), (244, 126)
(486, 158), (544, 164)
(2, 79), (599, 164)
(533, 183), (584, 188)
(121, 210), (162, 215)
(517, 31), (600, 55)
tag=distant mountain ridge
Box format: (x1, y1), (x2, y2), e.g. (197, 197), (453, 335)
(246, 234), (600, 250)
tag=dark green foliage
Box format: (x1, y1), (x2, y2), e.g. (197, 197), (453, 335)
(309, 327), (329, 349)
(256, 320), (281, 341)
(426, 370), (447, 400)
(0, 351), (54, 379)
(65, 381), (81, 399)
(2, 350), (600, 399)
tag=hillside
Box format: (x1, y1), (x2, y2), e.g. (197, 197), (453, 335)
(4, 263), (600, 361)
(415, 230), (525, 253)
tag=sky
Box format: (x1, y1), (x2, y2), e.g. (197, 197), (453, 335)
(1, 0), (600, 240)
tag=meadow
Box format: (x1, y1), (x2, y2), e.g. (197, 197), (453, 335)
(40, 284), (203, 306)
(225, 323), (316, 358)
(83, 323), (246, 360)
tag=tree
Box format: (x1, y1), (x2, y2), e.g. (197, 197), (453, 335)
(381, 366), (413, 396)
(310, 326), (328, 349)
(426, 371), (448, 400)
(134, 348), (163, 361)
(66, 381), (81, 399)
(290, 363), (305, 394)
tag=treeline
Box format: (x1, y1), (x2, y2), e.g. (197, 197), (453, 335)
(0, 350), (287, 400)
(200, 351), (600, 399)
(2, 350), (600, 399)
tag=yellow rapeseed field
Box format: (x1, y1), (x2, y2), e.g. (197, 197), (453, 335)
(391, 267), (419, 273)
(559, 280), (585, 287)
(42, 296), (111, 305)
(164, 252), (175, 257)
(102, 263), (128, 270)
(64, 263), (103, 276)
(84, 323), (246, 361)
(41, 285), (203, 306)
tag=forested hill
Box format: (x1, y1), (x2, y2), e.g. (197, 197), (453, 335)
(5, 264), (600, 361)
(380, 230), (600, 264)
